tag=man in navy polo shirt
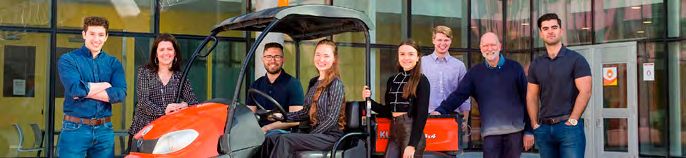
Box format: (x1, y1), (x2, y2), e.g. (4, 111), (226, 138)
(431, 32), (534, 158)
(247, 42), (304, 136)
(527, 13), (592, 158)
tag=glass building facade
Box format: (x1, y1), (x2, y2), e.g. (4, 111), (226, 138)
(0, 0), (684, 157)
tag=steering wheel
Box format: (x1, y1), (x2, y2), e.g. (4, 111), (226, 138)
(247, 89), (288, 122)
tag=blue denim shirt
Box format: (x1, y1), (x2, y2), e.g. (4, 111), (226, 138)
(58, 45), (127, 119)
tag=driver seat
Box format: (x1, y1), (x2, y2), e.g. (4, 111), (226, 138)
(293, 101), (368, 158)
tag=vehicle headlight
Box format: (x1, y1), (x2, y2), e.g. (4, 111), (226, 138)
(152, 129), (199, 154)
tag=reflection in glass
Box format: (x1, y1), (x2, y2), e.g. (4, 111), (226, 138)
(507, 52), (532, 75)
(602, 63), (627, 108)
(252, 0), (326, 12)
(0, 0), (50, 27)
(470, 52), (485, 67)
(668, 41), (686, 156)
(506, 0), (531, 50)
(212, 41), (246, 102)
(336, 46), (367, 101)
(605, 118), (629, 152)
(334, 0), (403, 45)
(57, 0), (153, 33)
(176, 39), (208, 101)
(471, 0), (503, 49)
(533, 0), (591, 47)
(594, 0), (664, 43)
(0, 31), (49, 157)
(676, 0), (685, 38)
(666, 0), (683, 38)
(637, 42), (667, 156)
(411, 0), (468, 48)
(161, 0), (244, 36)
(3, 46), (36, 97)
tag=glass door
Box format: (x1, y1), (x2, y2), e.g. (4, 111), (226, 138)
(571, 42), (639, 158)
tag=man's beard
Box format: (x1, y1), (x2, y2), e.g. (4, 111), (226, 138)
(484, 51), (498, 61)
(266, 67), (282, 75)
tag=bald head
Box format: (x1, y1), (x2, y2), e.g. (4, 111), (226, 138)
(479, 32), (501, 62)
(480, 32), (500, 45)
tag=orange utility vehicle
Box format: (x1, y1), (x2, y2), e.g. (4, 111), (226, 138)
(374, 116), (462, 154)
(125, 4), (457, 158)
(126, 4), (376, 158)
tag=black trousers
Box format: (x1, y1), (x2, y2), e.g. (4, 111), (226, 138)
(482, 131), (523, 158)
(385, 114), (426, 158)
(126, 134), (133, 153)
(256, 133), (337, 158)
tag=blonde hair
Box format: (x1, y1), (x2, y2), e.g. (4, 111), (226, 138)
(432, 25), (453, 39)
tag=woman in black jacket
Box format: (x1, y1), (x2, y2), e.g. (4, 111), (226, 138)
(362, 39), (429, 158)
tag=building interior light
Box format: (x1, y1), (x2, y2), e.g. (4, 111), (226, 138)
(637, 30), (645, 34)
(521, 23), (530, 26)
(631, 6), (641, 10)
(643, 21), (652, 24)
(581, 27), (590, 30)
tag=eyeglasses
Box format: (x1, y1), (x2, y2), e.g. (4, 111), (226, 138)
(263, 55), (283, 61)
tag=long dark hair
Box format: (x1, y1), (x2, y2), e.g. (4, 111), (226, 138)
(309, 39), (346, 130)
(396, 38), (422, 99)
(146, 33), (182, 72)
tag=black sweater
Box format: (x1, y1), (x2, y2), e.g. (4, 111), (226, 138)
(435, 58), (533, 136)
(370, 71), (430, 147)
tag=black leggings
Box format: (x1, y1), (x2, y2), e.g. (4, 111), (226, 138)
(385, 114), (426, 158)
(256, 133), (338, 158)
(126, 134), (134, 153)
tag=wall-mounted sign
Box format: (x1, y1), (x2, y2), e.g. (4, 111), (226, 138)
(603, 67), (617, 86)
(643, 63), (654, 81)
(13, 79), (26, 95)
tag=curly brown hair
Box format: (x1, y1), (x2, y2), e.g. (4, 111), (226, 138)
(83, 16), (109, 33)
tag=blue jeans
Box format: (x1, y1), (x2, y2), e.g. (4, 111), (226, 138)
(58, 120), (115, 158)
(265, 129), (290, 136)
(534, 121), (585, 158)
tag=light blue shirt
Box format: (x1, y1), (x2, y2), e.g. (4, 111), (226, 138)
(421, 52), (471, 113)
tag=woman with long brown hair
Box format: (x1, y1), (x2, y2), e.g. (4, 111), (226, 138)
(362, 39), (429, 158)
(256, 39), (346, 157)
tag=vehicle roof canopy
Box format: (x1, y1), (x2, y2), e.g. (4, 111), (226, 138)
(210, 4), (375, 41)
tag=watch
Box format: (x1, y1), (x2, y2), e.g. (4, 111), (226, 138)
(568, 118), (578, 126)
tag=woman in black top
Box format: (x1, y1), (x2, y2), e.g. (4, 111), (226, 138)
(127, 34), (198, 152)
(362, 39), (430, 158)
(256, 39), (346, 157)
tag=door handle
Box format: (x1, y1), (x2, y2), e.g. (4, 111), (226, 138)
(584, 118), (590, 128)
(596, 119), (602, 128)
